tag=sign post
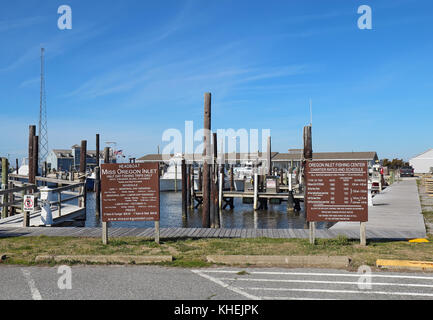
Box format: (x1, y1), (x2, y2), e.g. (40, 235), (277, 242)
(305, 160), (369, 246)
(101, 162), (160, 244)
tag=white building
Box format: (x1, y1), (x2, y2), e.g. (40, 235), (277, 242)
(409, 149), (433, 173)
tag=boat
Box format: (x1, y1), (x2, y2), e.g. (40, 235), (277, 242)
(160, 154), (183, 191)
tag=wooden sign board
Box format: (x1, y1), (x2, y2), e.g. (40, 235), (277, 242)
(305, 160), (368, 222)
(101, 162), (160, 222)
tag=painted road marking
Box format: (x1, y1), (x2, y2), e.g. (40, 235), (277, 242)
(239, 287), (433, 298)
(191, 270), (261, 300)
(218, 277), (433, 288)
(193, 269), (433, 300)
(21, 269), (42, 300)
(199, 270), (433, 280)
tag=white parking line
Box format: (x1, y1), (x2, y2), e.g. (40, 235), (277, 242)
(262, 296), (339, 300)
(200, 270), (433, 280)
(218, 277), (433, 288)
(191, 270), (261, 300)
(21, 269), (42, 300)
(239, 287), (433, 298)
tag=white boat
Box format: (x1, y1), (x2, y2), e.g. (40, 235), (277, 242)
(160, 154), (183, 191)
(14, 158), (29, 175)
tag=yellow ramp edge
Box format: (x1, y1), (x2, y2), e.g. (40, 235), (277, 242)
(408, 238), (429, 243)
(377, 259), (433, 270)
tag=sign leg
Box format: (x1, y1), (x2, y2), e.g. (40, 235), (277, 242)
(360, 222), (367, 246)
(102, 222), (108, 245)
(309, 222), (316, 245)
(155, 221), (160, 244)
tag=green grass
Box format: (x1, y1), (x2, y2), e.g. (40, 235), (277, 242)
(1, 235), (432, 269)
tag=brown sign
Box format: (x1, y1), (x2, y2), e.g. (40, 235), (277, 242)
(305, 160), (368, 222)
(101, 162), (160, 222)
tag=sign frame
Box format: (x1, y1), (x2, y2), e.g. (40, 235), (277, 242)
(100, 162), (160, 244)
(304, 159), (369, 245)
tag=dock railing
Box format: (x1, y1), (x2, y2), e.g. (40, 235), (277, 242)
(1, 174), (86, 224)
(48, 182), (86, 217)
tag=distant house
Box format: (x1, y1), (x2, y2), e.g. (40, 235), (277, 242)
(409, 149), (433, 173)
(272, 150), (379, 170)
(47, 145), (113, 171)
(138, 150), (378, 170)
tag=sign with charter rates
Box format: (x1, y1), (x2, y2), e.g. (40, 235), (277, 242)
(305, 160), (368, 222)
(101, 162), (160, 222)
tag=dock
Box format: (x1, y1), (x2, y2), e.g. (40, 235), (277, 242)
(0, 175), (86, 228)
(330, 177), (426, 238)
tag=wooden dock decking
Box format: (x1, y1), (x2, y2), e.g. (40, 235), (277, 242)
(0, 225), (424, 240)
(0, 204), (85, 228)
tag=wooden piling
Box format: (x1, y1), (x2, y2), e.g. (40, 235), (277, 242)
(95, 166), (101, 217)
(181, 159), (187, 217)
(79, 140), (87, 209)
(80, 140), (87, 175)
(211, 132), (219, 228)
(1, 158), (8, 219)
(9, 181), (15, 216)
(174, 163), (178, 192)
(186, 164), (191, 207)
(230, 165), (234, 191)
(28, 125), (36, 185)
(104, 147), (110, 164)
(96, 134), (100, 167)
(202, 92), (211, 228)
(15, 159), (19, 175)
(198, 167), (202, 191)
(253, 171), (258, 210)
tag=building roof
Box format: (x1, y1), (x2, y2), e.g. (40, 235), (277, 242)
(273, 151), (377, 161)
(138, 152), (279, 162)
(410, 149), (433, 160)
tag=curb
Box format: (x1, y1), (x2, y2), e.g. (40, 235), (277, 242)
(376, 259), (433, 271)
(207, 255), (350, 268)
(35, 255), (172, 264)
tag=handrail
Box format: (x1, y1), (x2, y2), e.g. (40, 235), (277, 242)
(8, 174), (78, 186)
(0, 184), (37, 196)
(50, 183), (84, 193)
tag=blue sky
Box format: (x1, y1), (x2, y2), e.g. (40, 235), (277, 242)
(1, 0), (432, 162)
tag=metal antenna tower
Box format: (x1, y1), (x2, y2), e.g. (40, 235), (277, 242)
(39, 47), (49, 166)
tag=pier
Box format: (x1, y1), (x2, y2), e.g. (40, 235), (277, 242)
(0, 175), (86, 228)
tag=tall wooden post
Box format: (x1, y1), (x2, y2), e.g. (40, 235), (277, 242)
(95, 166), (101, 217)
(198, 167), (202, 191)
(186, 164), (191, 207)
(230, 165), (234, 191)
(104, 147), (110, 164)
(1, 158), (9, 219)
(15, 159), (19, 175)
(202, 93), (211, 228)
(80, 140), (87, 175)
(79, 140), (87, 208)
(28, 125), (36, 185)
(174, 163), (178, 192)
(96, 134), (100, 167)
(303, 125), (314, 244)
(212, 133), (220, 228)
(181, 159), (187, 217)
